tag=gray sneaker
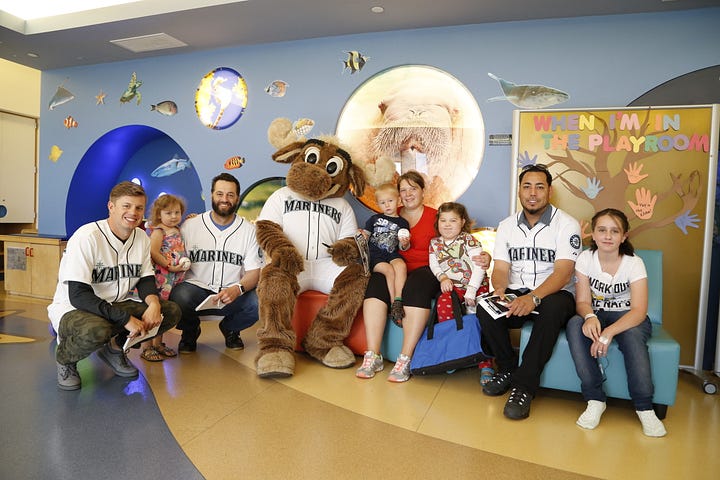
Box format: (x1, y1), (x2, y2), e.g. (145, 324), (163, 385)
(387, 354), (411, 383)
(57, 361), (81, 390)
(356, 351), (384, 379)
(97, 343), (139, 378)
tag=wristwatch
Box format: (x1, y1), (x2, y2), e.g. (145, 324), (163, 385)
(531, 293), (542, 307)
(234, 283), (245, 295)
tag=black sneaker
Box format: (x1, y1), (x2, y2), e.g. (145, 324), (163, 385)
(178, 326), (201, 354)
(219, 321), (244, 350)
(503, 387), (533, 420)
(482, 371), (512, 396)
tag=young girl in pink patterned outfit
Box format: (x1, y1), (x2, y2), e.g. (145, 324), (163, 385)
(429, 202), (493, 382)
(142, 194), (190, 362)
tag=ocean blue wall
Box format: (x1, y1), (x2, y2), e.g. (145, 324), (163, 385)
(38, 8), (720, 236)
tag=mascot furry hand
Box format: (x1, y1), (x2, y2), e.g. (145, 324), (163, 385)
(255, 118), (368, 378)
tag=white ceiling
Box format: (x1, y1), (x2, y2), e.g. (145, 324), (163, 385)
(0, 0), (718, 71)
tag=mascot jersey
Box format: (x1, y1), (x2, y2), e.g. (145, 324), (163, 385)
(258, 186), (358, 261)
(48, 220), (154, 332)
(181, 212), (263, 292)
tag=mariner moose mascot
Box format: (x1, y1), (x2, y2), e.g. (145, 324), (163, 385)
(255, 118), (369, 378)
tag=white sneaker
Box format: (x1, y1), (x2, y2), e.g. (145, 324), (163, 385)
(388, 354), (411, 383)
(636, 410), (667, 437)
(355, 351), (384, 379)
(576, 400), (606, 429)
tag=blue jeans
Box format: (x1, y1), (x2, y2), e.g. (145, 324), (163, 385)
(169, 282), (259, 338)
(566, 311), (654, 410)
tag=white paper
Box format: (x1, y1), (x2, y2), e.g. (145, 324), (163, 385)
(122, 325), (160, 351)
(194, 293), (224, 312)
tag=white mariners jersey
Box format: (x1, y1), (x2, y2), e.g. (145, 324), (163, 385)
(493, 205), (581, 292)
(257, 186), (358, 261)
(48, 220), (154, 331)
(576, 249), (647, 312)
(181, 212), (263, 292)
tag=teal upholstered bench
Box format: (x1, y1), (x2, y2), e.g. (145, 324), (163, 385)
(518, 249), (680, 418)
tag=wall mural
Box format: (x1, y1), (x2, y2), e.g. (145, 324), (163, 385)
(237, 177), (287, 221)
(195, 67), (248, 130)
(336, 65), (485, 211)
(65, 125), (205, 235)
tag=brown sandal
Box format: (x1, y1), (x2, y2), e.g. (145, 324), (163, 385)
(141, 346), (164, 362)
(156, 342), (177, 357)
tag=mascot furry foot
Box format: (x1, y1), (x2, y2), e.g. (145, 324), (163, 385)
(322, 345), (355, 369)
(254, 118), (368, 378)
(256, 351), (295, 378)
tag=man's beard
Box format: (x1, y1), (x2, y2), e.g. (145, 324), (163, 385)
(212, 199), (238, 218)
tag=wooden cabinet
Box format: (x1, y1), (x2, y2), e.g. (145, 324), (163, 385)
(0, 234), (66, 300)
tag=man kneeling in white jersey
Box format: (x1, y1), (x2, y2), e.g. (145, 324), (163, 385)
(49, 181), (181, 391)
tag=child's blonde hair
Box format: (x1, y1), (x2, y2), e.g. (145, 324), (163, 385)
(435, 202), (474, 234)
(149, 194), (186, 227)
(374, 182), (399, 200)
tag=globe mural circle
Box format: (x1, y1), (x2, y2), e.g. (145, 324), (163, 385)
(194, 67), (248, 130)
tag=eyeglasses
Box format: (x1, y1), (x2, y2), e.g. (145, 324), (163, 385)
(521, 163), (549, 172)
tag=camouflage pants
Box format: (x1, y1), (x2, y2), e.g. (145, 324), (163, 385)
(56, 300), (180, 365)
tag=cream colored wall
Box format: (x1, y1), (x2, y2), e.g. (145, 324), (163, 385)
(0, 58), (40, 117)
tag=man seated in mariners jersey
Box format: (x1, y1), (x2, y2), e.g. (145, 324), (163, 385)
(477, 164), (581, 420)
(48, 181), (181, 391)
(169, 173), (263, 353)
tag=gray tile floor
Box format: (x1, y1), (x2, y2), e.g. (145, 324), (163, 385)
(0, 313), (203, 480)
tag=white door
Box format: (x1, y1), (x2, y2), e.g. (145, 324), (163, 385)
(0, 111), (36, 223)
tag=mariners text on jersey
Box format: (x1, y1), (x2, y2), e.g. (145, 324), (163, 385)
(91, 263), (142, 283)
(508, 247), (556, 263)
(283, 199), (341, 224)
(188, 249), (245, 265)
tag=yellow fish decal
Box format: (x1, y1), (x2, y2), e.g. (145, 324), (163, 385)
(49, 145), (63, 162)
(342, 51), (368, 74)
(293, 118), (315, 136)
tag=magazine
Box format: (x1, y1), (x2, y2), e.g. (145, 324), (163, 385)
(477, 294), (516, 319)
(122, 325), (160, 351)
(478, 293), (540, 319)
(354, 231), (370, 276)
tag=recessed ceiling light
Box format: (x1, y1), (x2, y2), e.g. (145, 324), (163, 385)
(26, 52), (39, 58)
(371, 6), (384, 14)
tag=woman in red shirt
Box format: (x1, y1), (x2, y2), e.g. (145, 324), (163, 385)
(356, 171), (489, 382)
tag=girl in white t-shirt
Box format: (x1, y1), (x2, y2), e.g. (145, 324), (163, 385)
(566, 208), (666, 437)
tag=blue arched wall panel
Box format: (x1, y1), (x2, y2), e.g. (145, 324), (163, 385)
(65, 125), (204, 235)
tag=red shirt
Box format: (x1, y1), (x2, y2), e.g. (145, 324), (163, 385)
(399, 206), (437, 272)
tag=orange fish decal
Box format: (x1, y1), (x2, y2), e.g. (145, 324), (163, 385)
(63, 115), (78, 128)
(224, 156), (245, 170)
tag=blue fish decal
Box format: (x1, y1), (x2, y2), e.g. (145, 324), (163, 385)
(151, 154), (192, 177)
(487, 73), (569, 109)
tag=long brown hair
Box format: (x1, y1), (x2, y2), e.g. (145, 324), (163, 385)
(589, 208), (634, 256)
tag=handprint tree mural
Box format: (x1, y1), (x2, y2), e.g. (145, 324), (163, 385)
(512, 105), (719, 364)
